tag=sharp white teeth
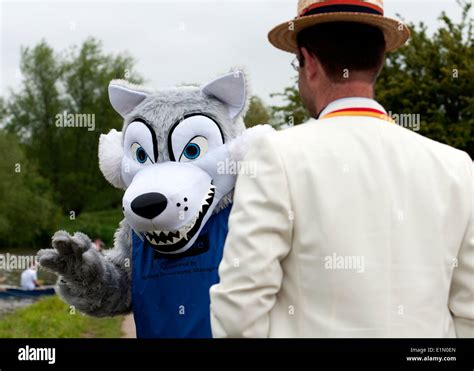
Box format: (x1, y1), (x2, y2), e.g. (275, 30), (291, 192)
(146, 234), (156, 245)
(179, 227), (189, 240)
(146, 185), (216, 248)
(205, 188), (215, 201)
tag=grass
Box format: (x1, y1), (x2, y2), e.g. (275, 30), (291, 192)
(57, 209), (123, 246)
(0, 296), (124, 338)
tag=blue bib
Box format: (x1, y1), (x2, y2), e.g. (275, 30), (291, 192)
(131, 205), (231, 338)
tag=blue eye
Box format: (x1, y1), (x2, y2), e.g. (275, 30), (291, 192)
(179, 136), (208, 162)
(136, 147), (148, 163)
(131, 142), (151, 164)
(183, 143), (200, 160)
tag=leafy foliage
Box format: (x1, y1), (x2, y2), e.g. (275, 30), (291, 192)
(377, 0), (473, 157)
(57, 209), (124, 247)
(244, 96), (271, 128)
(271, 79), (310, 128)
(3, 38), (143, 214)
(0, 132), (60, 247)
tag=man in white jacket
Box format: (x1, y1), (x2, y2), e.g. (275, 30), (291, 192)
(210, 0), (473, 338)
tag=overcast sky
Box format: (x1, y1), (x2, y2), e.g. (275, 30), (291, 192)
(0, 0), (465, 104)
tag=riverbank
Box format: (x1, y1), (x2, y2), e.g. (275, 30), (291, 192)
(0, 296), (123, 338)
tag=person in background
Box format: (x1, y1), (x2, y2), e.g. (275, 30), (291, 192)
(20, 263), (40, 291)
(0, 275), (6, 292)
(92, 239), (105, 254)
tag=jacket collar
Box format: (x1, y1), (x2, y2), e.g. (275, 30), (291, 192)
(317, 97), (387, 119)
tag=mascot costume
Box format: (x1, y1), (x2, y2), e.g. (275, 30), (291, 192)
(38, 69), (272, 338)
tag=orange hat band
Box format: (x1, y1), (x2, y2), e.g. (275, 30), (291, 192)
(300, 1), (384, 17)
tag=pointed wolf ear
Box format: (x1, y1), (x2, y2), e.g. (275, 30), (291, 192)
(108, 80), (150, 117)
(201, 69), (250, 119)
(99, 129), (126, 189)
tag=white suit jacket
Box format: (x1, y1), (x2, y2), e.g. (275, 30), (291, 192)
(210, 97), (473, 338)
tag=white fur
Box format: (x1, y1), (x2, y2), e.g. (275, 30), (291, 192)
(228, 124), (275, 162)
(98, 129), (126, 189)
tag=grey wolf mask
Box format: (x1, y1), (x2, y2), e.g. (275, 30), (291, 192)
(99, 69), (272, 255)
(37, 68), (272, 324)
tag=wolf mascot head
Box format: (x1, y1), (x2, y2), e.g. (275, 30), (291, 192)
(99, 69), (271, 256)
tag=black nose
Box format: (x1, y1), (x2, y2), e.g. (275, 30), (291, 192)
(131, 193), (168, 219)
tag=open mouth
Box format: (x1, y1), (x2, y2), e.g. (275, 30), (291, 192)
(144, 184), (216, 253)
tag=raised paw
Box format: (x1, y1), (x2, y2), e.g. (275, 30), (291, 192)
(38, 231), (94, 279)
(37, 248), (66, 274)
(52, 230), (91, 259)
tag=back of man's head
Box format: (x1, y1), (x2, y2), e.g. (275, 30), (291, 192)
(297, 22), (386, 84)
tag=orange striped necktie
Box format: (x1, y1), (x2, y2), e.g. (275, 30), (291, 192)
(321, 107), (395, 123)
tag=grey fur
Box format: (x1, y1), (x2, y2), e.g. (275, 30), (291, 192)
(38, 220), (133, 316)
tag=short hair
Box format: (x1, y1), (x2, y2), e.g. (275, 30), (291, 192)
(297, 22), (386, 83)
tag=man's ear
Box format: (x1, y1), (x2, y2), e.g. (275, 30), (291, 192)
(98, 129), (126, 189)
(108, 80), (150, 117)
(301, 47), (319, 81)
(201, 68), (251, 120)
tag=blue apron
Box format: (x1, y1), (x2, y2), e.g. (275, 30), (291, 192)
(131, 205), (231, 338)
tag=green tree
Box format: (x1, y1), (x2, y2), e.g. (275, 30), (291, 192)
(4, 38), (143, 214)
(376, 0), (473, 157)
(0, 131), (60, 247)
(271, 79), (309, 128)
(244, 96), (271, 128)
(271, 1), (473, 157)
(5, 41), (63, 186)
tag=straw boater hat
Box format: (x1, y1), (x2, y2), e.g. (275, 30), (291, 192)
(268, 0), (410, 53)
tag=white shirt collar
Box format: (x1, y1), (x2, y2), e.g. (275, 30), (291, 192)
(318, 97), (387, 119)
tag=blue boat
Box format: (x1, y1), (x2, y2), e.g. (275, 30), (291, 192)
(0, 286), (56, 299)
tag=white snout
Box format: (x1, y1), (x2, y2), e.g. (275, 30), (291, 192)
(123, 162), (213, 232)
